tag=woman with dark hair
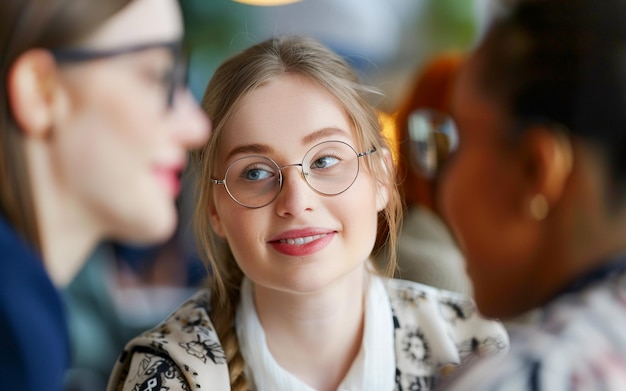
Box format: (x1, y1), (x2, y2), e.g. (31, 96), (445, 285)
(0, 1), (210, 388)
(434, 0), (626, 388)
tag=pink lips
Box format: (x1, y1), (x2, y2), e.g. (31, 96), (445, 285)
(153, 164), (184, 197)
(268, 228), (336, 256)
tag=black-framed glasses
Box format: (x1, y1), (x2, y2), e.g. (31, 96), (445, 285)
(211, 140), (377, 209)
(50, 40), (188, 110)
(407, 108), (458, 178)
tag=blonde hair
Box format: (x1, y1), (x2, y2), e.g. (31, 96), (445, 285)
(192, 35), (402, 390)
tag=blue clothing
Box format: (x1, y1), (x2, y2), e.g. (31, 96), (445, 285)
(0, 216), (70, 390)
(436, 254), (626, 390)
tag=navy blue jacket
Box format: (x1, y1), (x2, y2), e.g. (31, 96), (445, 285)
(0, 216), (69, 390)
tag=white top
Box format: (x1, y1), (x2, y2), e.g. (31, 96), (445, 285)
(236, 275), (396, 391)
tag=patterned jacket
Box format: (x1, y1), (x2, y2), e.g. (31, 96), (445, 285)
(108, 278), (508, 391)
(435, 256), (626, 390)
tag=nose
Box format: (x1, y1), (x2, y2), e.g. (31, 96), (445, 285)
(274, 165), (316, 217)
(171, 89), (211, 149)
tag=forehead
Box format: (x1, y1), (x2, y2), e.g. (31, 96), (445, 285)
(452, 56), (508, 136)
(80, 0), (183, 48)
(219, 74), (355, 153)
(451, 57), (481, 118)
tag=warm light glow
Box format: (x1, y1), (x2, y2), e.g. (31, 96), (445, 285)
(378, 111), (399, 165)
(232, 0), (302, 5)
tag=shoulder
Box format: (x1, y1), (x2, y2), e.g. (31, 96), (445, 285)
(0, 217), (70, 390)
(441, 326), (626, 391)
(443, 290), (626, 391)
(385, 277), (485, 327)
(107, 289), (230, 391)
(385, 278), (509, 364)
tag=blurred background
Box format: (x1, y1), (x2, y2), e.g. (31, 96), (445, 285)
(182, 0), (502, 110)
(63, 1), (503, 390)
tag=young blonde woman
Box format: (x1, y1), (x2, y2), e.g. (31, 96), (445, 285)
(0, 0), (209, 388)
(109, 35), (508, 391)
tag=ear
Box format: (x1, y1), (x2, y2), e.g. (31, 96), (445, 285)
(521, 125), (573, 216)
(375, 147), (393, 212)
(208, 201), (226, 238)
(7, 49), (59, 138)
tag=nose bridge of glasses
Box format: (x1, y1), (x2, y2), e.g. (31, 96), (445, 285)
(278, 164), (310, 196)
(278, 162), (307, 177)
(277, 162), (321, 198)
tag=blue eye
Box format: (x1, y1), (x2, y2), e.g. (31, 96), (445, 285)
(244, 168), (273, 181)
(311, 156), (340, 170)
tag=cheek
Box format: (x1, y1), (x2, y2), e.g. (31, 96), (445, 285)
(65, 73), (158, 148)
(440, 151), (482, 235)
(341, 176), (380, 252)
(64, 65), (164, 141)
(213, 197), (263, 251)
(440, 148), (531, 266)
(440, 150), (507, 250)
(60, 99), (155, 184)
(56, 85), (172, 224)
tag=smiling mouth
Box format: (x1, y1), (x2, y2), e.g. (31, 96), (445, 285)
(278, 233), (328, 245)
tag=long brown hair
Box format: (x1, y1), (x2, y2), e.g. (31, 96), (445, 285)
(193, 35), (402, 390)
(0, 0), (133, 250)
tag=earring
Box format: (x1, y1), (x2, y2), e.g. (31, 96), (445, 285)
(530, 194), (549, 221)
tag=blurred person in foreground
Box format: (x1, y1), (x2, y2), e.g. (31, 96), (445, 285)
(432, 0), (626, 388)
(392, 52), (472, 295)
(0, 0), (210, 389)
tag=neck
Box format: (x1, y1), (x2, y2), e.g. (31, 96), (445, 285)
(522, 158), (626, 314)
(537, 205), (626, 300)
(28, 140), (103, 287)
(254, 265), (367, 391)
(37, 198), (101, 286)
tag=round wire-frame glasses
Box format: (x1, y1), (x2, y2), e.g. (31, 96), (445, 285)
(211, 140), (377, 209)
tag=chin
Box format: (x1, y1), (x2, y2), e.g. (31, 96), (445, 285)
(114, 212), (178, 245)
(473, 295), (498, 319)
(473, 288), (518, 320)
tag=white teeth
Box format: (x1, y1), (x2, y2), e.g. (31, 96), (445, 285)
(279, 233), (327, 245)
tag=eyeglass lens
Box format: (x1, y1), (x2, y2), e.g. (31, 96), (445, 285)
(407, 109), (458, 178)
(166, 44), (188, 108)
(220, 141), (365, 208)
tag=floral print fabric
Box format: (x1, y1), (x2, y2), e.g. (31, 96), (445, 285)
(108, 278), (508, 391)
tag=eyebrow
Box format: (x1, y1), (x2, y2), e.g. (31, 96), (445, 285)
(302, 127), (350, 145)
(224, 127), (351, 161)
(225, 144), (273, 161)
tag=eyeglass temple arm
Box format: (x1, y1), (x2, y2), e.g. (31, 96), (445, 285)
(50, 41), (182, 63)
(357, 147), (377, 158)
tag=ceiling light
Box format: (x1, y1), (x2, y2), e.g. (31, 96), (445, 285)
(232, 0), (301, 5)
